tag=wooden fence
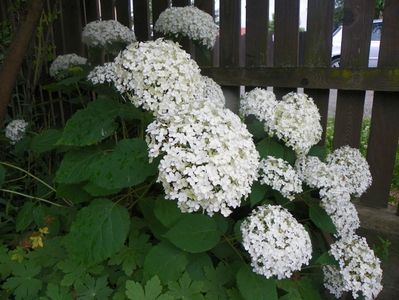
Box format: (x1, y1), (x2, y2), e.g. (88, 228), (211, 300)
(1, 0), (399, 213)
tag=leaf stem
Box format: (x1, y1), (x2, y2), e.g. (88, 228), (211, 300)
(0, 188), (65, 207)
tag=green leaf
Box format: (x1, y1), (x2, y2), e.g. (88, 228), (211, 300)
(164, 214), (221, 253)
(0, 165), (6, 188)
(16, 201), (35, 232)
(297, 278), (323, 300)
(203, 262), (233, 299)
(309, 205), (337, 234)
(167, 272), (205, 300)
(55, 149), (103, 184)
(83, 182), (121, 197)
(308, 146), (328, 162)
(2, 262), (42, 300)
(126, 276), (173, 300)
(45, 283), (73, 300)
(256, 136), (286, 160)
(64, 199), (130, 264)
(30, 129), (62, 154)
(154, 198), (183, 228)
(89, 139), (156, 189)
(186, 254), (213, 281)
(57, 259), (102, 288)
(236, 265), (277, 300)
(108, 233), (151, 276)
(246, 119), (267, 140)
(315, 252), (338, 266)
(249, 183), (270, 207)
(56, 184), (92, 204)
(75, 276), (112, 300)
(57, 99), (120, 146)
(143, 242), (188, 284)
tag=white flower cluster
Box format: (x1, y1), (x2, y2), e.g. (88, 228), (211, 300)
(113, 39), (203, 119)
(324, 235), (383, 300)
(296, 146), (372, 237)
(82, 20), (136, 48)
(241, 205), (312, 279)
(5, 119), (28, 144)
(241, 90), (322, 155)
(154, 6), (218, 49)
(87, 63), (117, 85)
(49, 54), (87, 79)
(202, 76), (225, 108)
(258, 156), (302, 200)
(240, 88), (276, 125)
(147, 103), (259, 217)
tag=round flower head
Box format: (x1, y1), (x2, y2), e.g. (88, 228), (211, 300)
(259, 156), (302, 200)
(202, 76), (225, 108)
(87, 62), (117, 85)
(154, 6), (218, 49)
(113, 39), (203, 119)
(324, 235), (383, 300)
(240, 88), (277, 126)
(82, 20), (136, 49)
(147, 103), (259, 217)
(268, 92), (322, 156)
(295, 155), (333, 189)
(320, 192), (360, 238)
(326, 146), (372, 197)
(49, 54), (87, 79)
(241, 205), (312, 279)
(5, 119), (28, 145)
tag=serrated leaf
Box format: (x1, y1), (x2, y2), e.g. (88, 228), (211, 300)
(31, 129), (62, 154)
(16, 201), (35, 232)
(236, 265), (277, 300)
(55, 149), (103, 184)
(309, 205), (337, 234)
(89, 139), (156, 189)
(2, 262), (42, 300)
(126, 276), (172, 300)
(75, 276), (112, 300)
(64, 199), (130, 264)
(143, 242), (188, 284)
(45, 283), (72, 300)
(0, 165), (6, 188)
(57, 260), (102, 288)
(164, 214), (221, 253)
(167, 272), (205, 300)
(186, 254), (213, 281)
(203, 262), (232, 299)
(57, 99), (120, 146)
(154, 198), (183, 228)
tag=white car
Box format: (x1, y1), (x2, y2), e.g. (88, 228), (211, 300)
(331, 19), (382, 67)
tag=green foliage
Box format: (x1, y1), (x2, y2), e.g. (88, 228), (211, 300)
(126, 276), (172, 300)
(64, 199), (130, 265)
(236, 265), (277, 300)
(30, 129), (62, 154)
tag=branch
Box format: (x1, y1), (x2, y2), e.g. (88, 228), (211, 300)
(0, 0), (45, 127)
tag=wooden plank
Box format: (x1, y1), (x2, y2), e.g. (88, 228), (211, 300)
(100, 0), (114, 20)
(172, 0), (189, 6)
(61, 0), (84, 55)
(333, 0), (374, 149)
(273, 0), (300, 97)
(304, 0), (334, 144)
(201, 67), (399, 92)
(84, 0), (100, 24)
(152, 0), (169, 39)
(245, 0), (268, 67)
(115, 0), (130, 27)
(219, 0), (240, 112)
(363, 0), (399, 209)
(194, 0), (215, 66)
(133, 0), (150, 41)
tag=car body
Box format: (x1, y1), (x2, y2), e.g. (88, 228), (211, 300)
(331, 19), (382, 67)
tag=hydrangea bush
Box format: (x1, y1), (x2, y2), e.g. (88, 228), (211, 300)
(0, 7), (386, 300)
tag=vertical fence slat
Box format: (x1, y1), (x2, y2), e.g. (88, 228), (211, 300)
(100, 0), (114, 20)
(60, 0), (84, 55)
(152, 0), (169, 39)
(363, 0), (399, 209)
(303, 0), (334, 144)
(194, 0), (214, 66)
(172, 0), (189, 6)
(273, 0), (299, 98)
(245, 0), (268, 67)
(133, 0), (150, 41)
(115, 0), (130, 27)
(332, 0), (374, 149)
(84, 0), (100, 24)
(219, 0), (240, 112)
